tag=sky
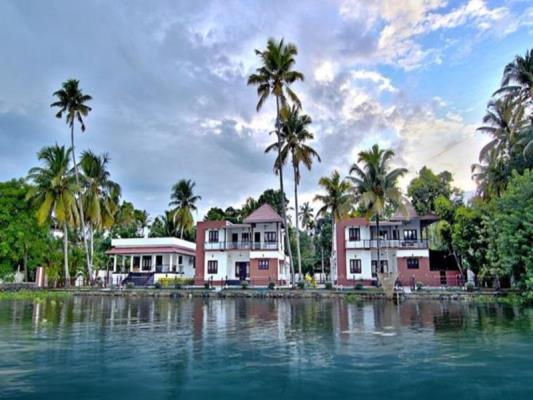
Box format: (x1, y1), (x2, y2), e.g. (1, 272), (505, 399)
(0, 0), (531, 220)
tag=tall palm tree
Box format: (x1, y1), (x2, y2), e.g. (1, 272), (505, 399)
(495, 49), (533, 102)
(471, 148), (508, 199)
(300, 202), (315, 233)
(50, 79), (93, 280)
(348, 145), (407, 275)
(266, 106), (320, 279)
(27, 145), (79, 287)
(169, 179), (201, 238)
(80, 151), (121, 267)
(477, 96), (527, 162)
(314, 170), (353, 282)
(248, 38), (304, 284)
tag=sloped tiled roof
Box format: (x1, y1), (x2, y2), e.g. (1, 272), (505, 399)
(391, 202), (439, 221)
(243, 203), (284, 224)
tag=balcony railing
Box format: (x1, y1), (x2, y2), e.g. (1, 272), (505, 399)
(204, 241), (279, 251)
(345, 239), (429, 249)
(155, 264), (185, 273)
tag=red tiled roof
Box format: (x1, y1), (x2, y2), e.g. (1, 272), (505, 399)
(243, 203), (283, 224)
(106, 246), (195, 256)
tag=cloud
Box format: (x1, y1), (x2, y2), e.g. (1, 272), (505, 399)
(0, 0), (529, 219)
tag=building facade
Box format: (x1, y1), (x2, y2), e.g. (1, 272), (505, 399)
(335, 206), (462, 287)
(104, 237), (196, 286)
(195, 204), (290, 286)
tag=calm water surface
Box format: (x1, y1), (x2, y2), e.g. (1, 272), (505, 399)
(0, 296), (532, 399)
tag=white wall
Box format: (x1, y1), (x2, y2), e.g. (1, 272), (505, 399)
(111, 237), (195, 251)
(344, 250), (373, 280)
(204, 252), (228, 281)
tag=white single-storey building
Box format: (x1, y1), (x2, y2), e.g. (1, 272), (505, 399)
(100, 237), (196, 286)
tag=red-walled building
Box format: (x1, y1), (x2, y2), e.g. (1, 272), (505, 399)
(194, 204), (290, 286)
(335, 204), (462, 287)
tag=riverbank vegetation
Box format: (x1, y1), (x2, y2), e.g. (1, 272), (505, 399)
(0, 289), (72, 302)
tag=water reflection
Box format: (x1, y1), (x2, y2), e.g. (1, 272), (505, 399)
(1, 297), (532, 399)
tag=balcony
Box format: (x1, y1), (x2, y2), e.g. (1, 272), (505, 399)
(345, 239), (429, 249)
(204, 241), (279, 251)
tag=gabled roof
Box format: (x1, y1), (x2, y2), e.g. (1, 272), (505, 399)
(390, 202), (439, 222)
(243, 203), (284, 224)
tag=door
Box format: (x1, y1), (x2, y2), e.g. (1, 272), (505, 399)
(232, 233), (238, 249)
(440, 270), (447, 285)
(236, 262), (248, 281)
(254, 232), (261, 249)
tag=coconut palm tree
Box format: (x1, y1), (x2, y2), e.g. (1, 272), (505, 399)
(471, 148), (508, 199)
(495, 49), (533, 102)
(27, 145), (79, 287)
(266, 106), (320, 280)
(50, 79), (93, 280)
(248, 38), (304, 283)
(80, 151), (121, 267)
(300, 202), (315, 233)
(348, 145), (407, 275)
(314, 170), (353, 282)
(149, 211), (180, 238)
(477, 97), (527, 162)
(169, 179), (201, 238)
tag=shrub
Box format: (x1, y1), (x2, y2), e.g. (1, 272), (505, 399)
(126, 282), (135, 289)
(325, 282), (333, 290)
(268, 281), (276, 290)
(241, 281), (249, 290)
(297, 281), (305, 290)
(157, 277), (194, 288)
(416, 282), (423, 291)
(204, 282), (210, 289)
(466, 282), (475, 292)
(154, 282), (162, 289)
(354, 283), (364, 291)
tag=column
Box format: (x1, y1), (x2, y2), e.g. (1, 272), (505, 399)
(169, 253), (174, 273)
(152, 254), (156, 272)
(130, 256), (134, 272)
(113, 255), (117, 272)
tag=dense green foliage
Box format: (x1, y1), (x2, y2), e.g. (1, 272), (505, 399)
(0, 180), (50, 280)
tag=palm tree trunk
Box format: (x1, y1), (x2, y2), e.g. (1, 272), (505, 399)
(331, 218), (336, 283)
(70, 123), (92, 282)
(23, 246), (28, 282)
(63, 224), (70, 288)
(90, 226), (94, 269)
(276, 96), (294, 285)
(376, 215), (381, 274)
(293, 164), (302, 280)
(180, 225), (184, 239)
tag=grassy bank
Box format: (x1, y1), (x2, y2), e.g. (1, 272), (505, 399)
(0, 289), (72, 302)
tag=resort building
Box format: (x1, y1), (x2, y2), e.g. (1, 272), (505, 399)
(104, 237), (196, 286)
(195, 204), (290, 286)
(335, 205), (462, 287)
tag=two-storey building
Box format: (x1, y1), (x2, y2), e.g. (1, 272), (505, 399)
(195, 204), (290, 286)
(335, 204), (461, 287)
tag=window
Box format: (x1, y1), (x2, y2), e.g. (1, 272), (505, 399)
(380, 260), (388, 273)
(392, 229), (399, 240)
(242, 232), (250, 242)
(258, 259), (269, 270)
(349, 259), (362, 274)
(178, 255), (183, 265)
(380, 230), (389, 239)
(207, 260), (218, 274)
(264, 232), (277, 243)
(348, 228), (360, 241)
(403, 229), (417, 241)
(407, 258), (419, 269)
(208, 230), (219, 242)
